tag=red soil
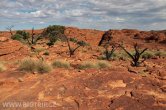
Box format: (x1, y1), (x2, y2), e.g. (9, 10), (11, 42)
(0, 27), (165, 110)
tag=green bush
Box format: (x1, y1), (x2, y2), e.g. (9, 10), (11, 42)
(0, 62), (6, 72)
(11, 34), (23, 40)
(70, 38), (78, 43)
(19, 58), (52, 73)
(52, 60), (70, 68)
(43, 25), (65, 46)
(11, 30), (30, 43)
(16, 30), (30, 40)
(43, 25), (65, 36)
(47, 35), (59, 46)
(77, 40), (89, 46)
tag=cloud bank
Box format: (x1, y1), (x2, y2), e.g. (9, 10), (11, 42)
(0, 0), (166, 30)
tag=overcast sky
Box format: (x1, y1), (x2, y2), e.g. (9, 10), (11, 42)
(0, 0), (166, 31)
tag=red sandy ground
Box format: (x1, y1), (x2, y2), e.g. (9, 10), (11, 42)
(0, 27), (165, 110)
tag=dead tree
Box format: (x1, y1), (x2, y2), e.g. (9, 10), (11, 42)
(65, 36), (87, 57)
(6, 25), (14, 36)
(104, 44), (116, 61)
(120, 43), (148, 67)
(31, 27), (35, 44)
(27, 27), (41, 45)
(103, 39), (116, 61)
(65, 36), (80, 57)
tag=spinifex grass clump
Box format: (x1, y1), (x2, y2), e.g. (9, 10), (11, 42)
(78, 61), (111, 69)
(78, 61), (98, 70)
(0, 62), (6, 72)
(142, 51), (155, 59)
(19, 58), (52, 73)
(97, 61), (111, 68)
(154, 51), (166, 57)
(52, 60), (71, 68)
(120, 43), (148, 67)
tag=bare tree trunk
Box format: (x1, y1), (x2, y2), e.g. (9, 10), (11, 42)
(65, 35), (82, 57)
(120, 43), (148, 67)
(6, 25), (14, 37)
(31, 27), (35, 44)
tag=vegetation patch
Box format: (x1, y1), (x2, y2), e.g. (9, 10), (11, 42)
(0, 62), (6, 72)
(142, 51), (155, 59)
(154, 51), (166, 57)
(98, 51), (129, 61)
(42, 25), (66, 46)
(52, 60), (70, 68)
(19, 58), (52, 73)
(78, 61), (98, 70)
(96, 61), (111, 68)
(43, 51), (50, 56)
(12, 30), (29, 40)
(34, 47), (45, 53)
(43, 25), (65, 36)
(78, 61), (110, 70)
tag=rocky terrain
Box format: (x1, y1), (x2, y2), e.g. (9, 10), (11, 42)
(0, 27), (166, 110)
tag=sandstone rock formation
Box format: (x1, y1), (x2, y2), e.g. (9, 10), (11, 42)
(99, 29), (166, 48)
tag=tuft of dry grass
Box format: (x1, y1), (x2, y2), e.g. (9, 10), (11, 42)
(52, 60), (70, 68)
(154, 51), (166, 57)
(78, 61), (97, 70)
(19, 58), (52, 73)
(142, 51), (155, 59)
(97, 61), (111, 68)
(78, 61), (111, 70)
(0, 62), (6, 72)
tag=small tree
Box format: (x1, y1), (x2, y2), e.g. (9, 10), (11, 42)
(28, 27), (41, 45)
(42, 25), (65, 36)
(16, 30), (30, 40)
(102, 39), (116, 61)
(47, 31), (60, 47)
(104, 45), (116, 61)
(6, 25), (14, 36)
(120, 43), (148, 67)
(11, 28), (41, 46)
(42, 25), (66, 47)
(11, 30), (30, 42)
(65, 36), (88, 57)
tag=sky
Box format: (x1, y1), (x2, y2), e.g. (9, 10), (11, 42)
(0, 0), (166, 31)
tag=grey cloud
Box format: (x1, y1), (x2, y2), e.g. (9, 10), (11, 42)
(0, 0), (166, 30)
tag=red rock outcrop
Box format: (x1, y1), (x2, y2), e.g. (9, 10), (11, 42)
(99, 29), (166, 50)
(65, 27), (104, 46)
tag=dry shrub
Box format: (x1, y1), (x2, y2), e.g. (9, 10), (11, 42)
(52, 60), (70, 68)
(0, 62), (6, 72)
(78, 61), (111, 69)
(19, 58), (52, 73)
